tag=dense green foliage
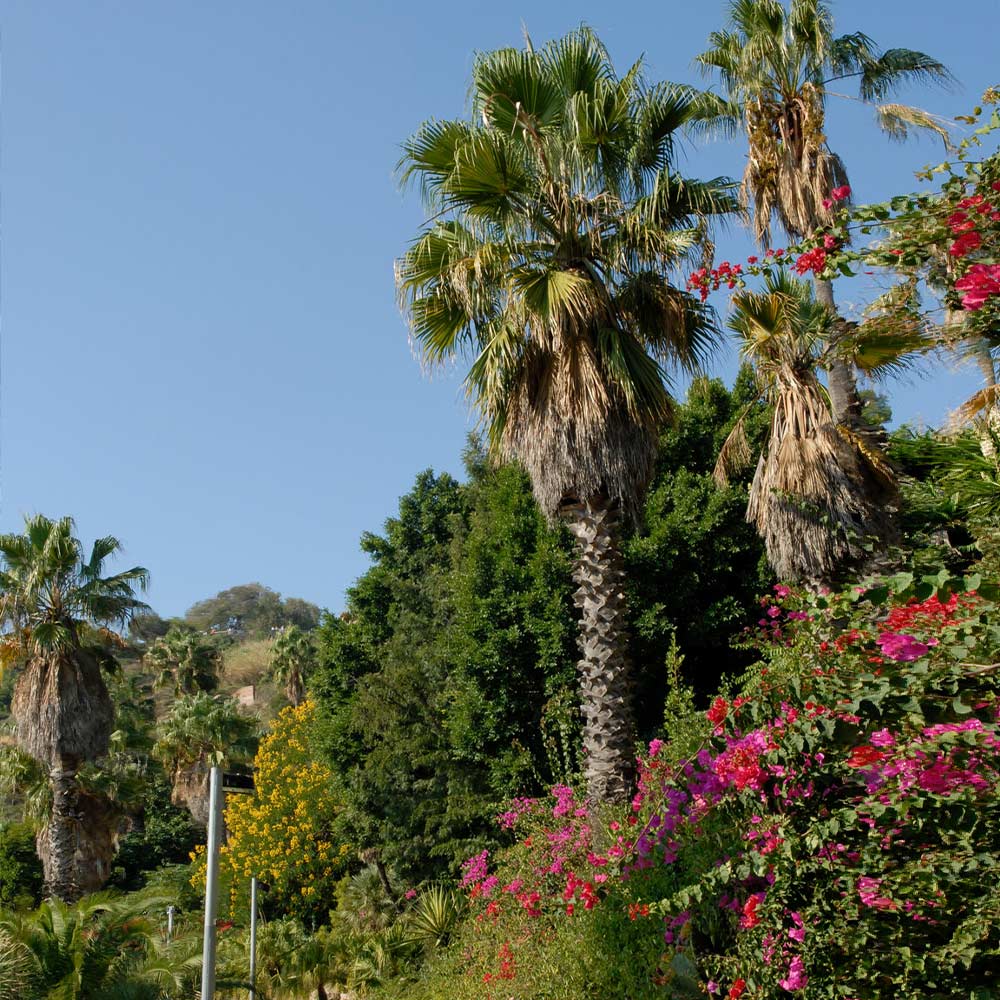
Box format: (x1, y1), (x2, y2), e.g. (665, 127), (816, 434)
(0, 824), (43, 911)
(185, 583), (320, 637)
(311, 379), (769, 882)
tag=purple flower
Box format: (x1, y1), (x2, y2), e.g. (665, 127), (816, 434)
(779, 956), (808, 991)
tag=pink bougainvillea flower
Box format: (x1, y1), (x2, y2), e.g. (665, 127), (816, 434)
(831, 185), (851, 201)
(875, 631), (931, 662)
(870, 729), (896, 748)
(950, 231), (982, 256)
(955, 264), (1000, 310)
(779, 955), (808, 991)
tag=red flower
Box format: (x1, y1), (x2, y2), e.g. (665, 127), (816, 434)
(950, 231), (982, 257)
(729, 978), (747, 999)
(707, 697), (729, 729)
(831, 185), (851, 201)
(847, 745), (886, 768)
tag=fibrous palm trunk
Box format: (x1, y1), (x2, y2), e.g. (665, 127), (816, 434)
(562, 497), (634, 803)
(287, 672), (305, 708)
(47, 755), (81, 901)
(814, 278), (863, 429)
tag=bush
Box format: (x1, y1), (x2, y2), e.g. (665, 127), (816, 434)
(0, 822), (44, 911)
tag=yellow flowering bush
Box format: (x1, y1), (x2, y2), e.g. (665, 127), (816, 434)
(192, 700), (350, 919)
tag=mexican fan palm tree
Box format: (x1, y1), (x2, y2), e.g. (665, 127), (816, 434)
(396, 27), (733, 800)
(269, 625), (313, 706)
(152, 693), (258, 826)
(0, 515), (148, 901)
(145, 624), (220, 696)
(693, 0), (953, 423)
(715, 273), (896, 582)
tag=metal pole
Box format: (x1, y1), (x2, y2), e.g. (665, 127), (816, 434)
(201, 766), (224, 1000)
(249, 876), (258, 1000)
(166, 905), (175, 941)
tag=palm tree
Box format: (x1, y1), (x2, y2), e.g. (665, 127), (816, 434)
(152, 693), (258, 827)
(269, 626), (313, 706)
(396, 27), (733, 801)
(144, 625), (220, 696)
(693, 0), (953, 424)
(0, 892), (181, 999)
(714, 272), (896, 582)
(0, 515), (148, 902)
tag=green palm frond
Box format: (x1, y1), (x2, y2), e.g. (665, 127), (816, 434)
(397, 25), (733, 520)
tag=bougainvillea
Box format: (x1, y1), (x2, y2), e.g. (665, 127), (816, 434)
(443, 570), (1000, 999)
(637, 572), (1000, 998)
(192, 701), (350, 920)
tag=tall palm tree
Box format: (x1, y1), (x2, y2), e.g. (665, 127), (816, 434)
(269, 625), (313, 706)
(144, 625), (220, 696)
(152, 693), (258, 827)
(693, 0), (953, 424)
(0, 515), (148, 902)
(396, 27), (733, 801)
(715, 272), (896, 582)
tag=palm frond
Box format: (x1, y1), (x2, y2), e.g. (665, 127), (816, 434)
(875, 103), (952, 145)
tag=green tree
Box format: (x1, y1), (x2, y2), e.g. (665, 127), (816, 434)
(269, 625), (315, 707)
(0, 515), (148, 902)
(625, 370), (770, 710)
(144, 624), (221, 696)
(312, 464), (578, 881)
(397, 27), (732, 801)
(693, 0), (952, 426)
(715, 273), (896, 581)
(184, 583), (320, 637)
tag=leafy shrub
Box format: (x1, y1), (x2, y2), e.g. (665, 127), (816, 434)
(0, 823), (43, 911)
(637, 571), (1000, 998)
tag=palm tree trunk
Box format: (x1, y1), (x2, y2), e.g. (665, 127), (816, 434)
(972, 336), (1000, 457)
(562, 496), (634, 803)
(47, 755), (80, 902)
(814, 278), (862, 428)
(287, 673), (305, 708)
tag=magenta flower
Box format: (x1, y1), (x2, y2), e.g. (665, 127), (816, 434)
(875, 631), (930, 662)
(780, 955), (808, 991)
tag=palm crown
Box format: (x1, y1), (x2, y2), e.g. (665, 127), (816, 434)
(397, 27), (734, 521)
(0, 515), (149, 661)
(693, 0), (954, 244)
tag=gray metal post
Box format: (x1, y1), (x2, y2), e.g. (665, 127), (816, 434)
(249, 876), (258, 1000)
(166, 905), (175, 941)
(201, 766), (224, 1000)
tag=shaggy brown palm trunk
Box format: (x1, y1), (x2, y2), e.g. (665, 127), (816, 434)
(287, 673), (305, 707)
(47, 755), (81, 901)
(814, 278), (862, 429)
(973, 336), (1000, 457)
(562, 496), (634, 803)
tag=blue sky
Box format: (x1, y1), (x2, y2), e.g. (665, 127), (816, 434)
(2, 1), (997, 618)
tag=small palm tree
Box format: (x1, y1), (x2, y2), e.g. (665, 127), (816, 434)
(269, 626), (314, 706)
(0, 892), (175, 999)
(397, 27), (733, 801)
(152, 693), (258, 827)
(715, 273), (896, 582)
(693, 0), (953, 424)
(0, 515), (148, 902)
(145, 625), (220, 696)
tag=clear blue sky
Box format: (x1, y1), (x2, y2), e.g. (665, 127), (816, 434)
(2, 1), (997, 618)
